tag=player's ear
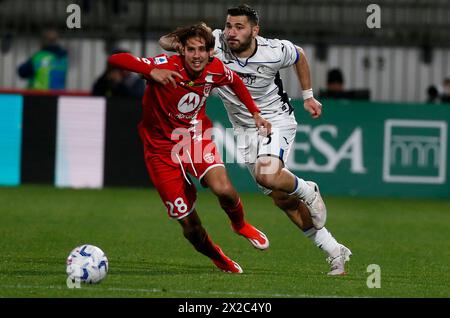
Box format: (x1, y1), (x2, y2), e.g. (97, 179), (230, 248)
(252, 25), (260, 38)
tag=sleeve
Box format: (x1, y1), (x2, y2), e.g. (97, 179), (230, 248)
(108, 53), (161, 75)
(276, 39), (299, 69)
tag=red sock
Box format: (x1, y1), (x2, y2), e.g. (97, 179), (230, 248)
(221, 198), (245, 229)
(198, 233), (222, 261)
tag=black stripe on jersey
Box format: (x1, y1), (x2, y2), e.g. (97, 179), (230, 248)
(274, 72), (294, 114)
(258, 43), (279, 49)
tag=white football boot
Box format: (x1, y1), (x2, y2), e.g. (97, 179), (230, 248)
(305, 181), (327, 230)
(326, 244), (352, 276)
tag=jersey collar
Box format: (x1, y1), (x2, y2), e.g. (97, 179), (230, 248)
(232, 38), (258, 67)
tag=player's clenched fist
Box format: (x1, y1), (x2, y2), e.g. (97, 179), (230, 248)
(253, 112), (272, 136)
(303, 97), (322, 119)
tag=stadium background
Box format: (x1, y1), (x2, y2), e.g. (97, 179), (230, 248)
(1, 0), (449, 197)
(0, 0), (450, 298)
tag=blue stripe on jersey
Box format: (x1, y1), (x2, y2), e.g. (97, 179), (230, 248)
(294, 48), (300, 64)
(293, 171), (298, 192)
(279, 148), (285, 161)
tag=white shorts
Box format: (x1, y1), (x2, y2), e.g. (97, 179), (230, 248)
(235, 124), (297, 195)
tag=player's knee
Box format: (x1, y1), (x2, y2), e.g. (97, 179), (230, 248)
(210, 180), (235, 199)
(255, 171), (277, 190)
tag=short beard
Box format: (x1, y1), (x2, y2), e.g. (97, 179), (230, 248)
(229, 36), (253, 54)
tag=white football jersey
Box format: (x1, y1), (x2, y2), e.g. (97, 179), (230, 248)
(212, 29), (299, 128)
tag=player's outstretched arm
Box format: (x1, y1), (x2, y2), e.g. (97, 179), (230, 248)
(108, 53), (182, 88)
(294, 46), (323, 119)
(108, 53), (156, 75)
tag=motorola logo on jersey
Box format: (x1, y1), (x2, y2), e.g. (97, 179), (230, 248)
(177, 92), (201, 113)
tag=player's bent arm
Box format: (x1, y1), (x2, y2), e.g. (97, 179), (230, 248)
(159, 21), (211, 52)
(293, 45), (323, 119)
(158, 35), (179, 52)
(294, 46), (312, 92)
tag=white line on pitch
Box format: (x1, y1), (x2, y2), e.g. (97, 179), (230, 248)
(0, 284), (368, 298)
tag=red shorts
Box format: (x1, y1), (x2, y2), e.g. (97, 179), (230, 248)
(143, 138), (224, 219)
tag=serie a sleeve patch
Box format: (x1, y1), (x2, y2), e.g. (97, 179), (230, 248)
(154, 56), (168, 65)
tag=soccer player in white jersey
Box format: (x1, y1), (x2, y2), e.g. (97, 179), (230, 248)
(160, 5), (351, 275)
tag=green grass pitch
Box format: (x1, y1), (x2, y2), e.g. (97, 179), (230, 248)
(0, 185), (449, 298)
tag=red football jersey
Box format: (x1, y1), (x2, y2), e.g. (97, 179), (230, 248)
(108, 53), (260, 154)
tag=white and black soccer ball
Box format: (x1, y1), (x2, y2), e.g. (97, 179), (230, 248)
(66, 244), (108, 284)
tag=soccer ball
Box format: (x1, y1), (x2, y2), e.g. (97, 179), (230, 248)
(66, 244), (108, 284)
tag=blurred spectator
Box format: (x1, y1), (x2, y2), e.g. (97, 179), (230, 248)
(92, 49), (145, 98)
(426, 85), (440, 104)
(17, 27), (68, 90)
(318, 68), (370, 101)
(443, 78), (450, 94)
(326, 68), (345, 93)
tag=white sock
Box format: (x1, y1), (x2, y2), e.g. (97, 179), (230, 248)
(289, 176), (315, 202)
(304, 227), (340, 258)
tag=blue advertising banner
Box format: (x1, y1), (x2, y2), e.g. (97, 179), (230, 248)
(0, 95), (23, 186)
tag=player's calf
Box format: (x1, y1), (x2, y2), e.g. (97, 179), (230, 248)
(303, 181), (327, 230)
(288, 177), (327, 230)
(271, 190), (313, 230)
(179, 211), (224, 261)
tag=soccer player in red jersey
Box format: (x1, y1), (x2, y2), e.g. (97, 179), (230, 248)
(108, 24), (271, 273)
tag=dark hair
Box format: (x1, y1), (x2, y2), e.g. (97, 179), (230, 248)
(227, 4), (259, 25)
(327, 68), (344, 84)
(167, 22), (215, 51)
